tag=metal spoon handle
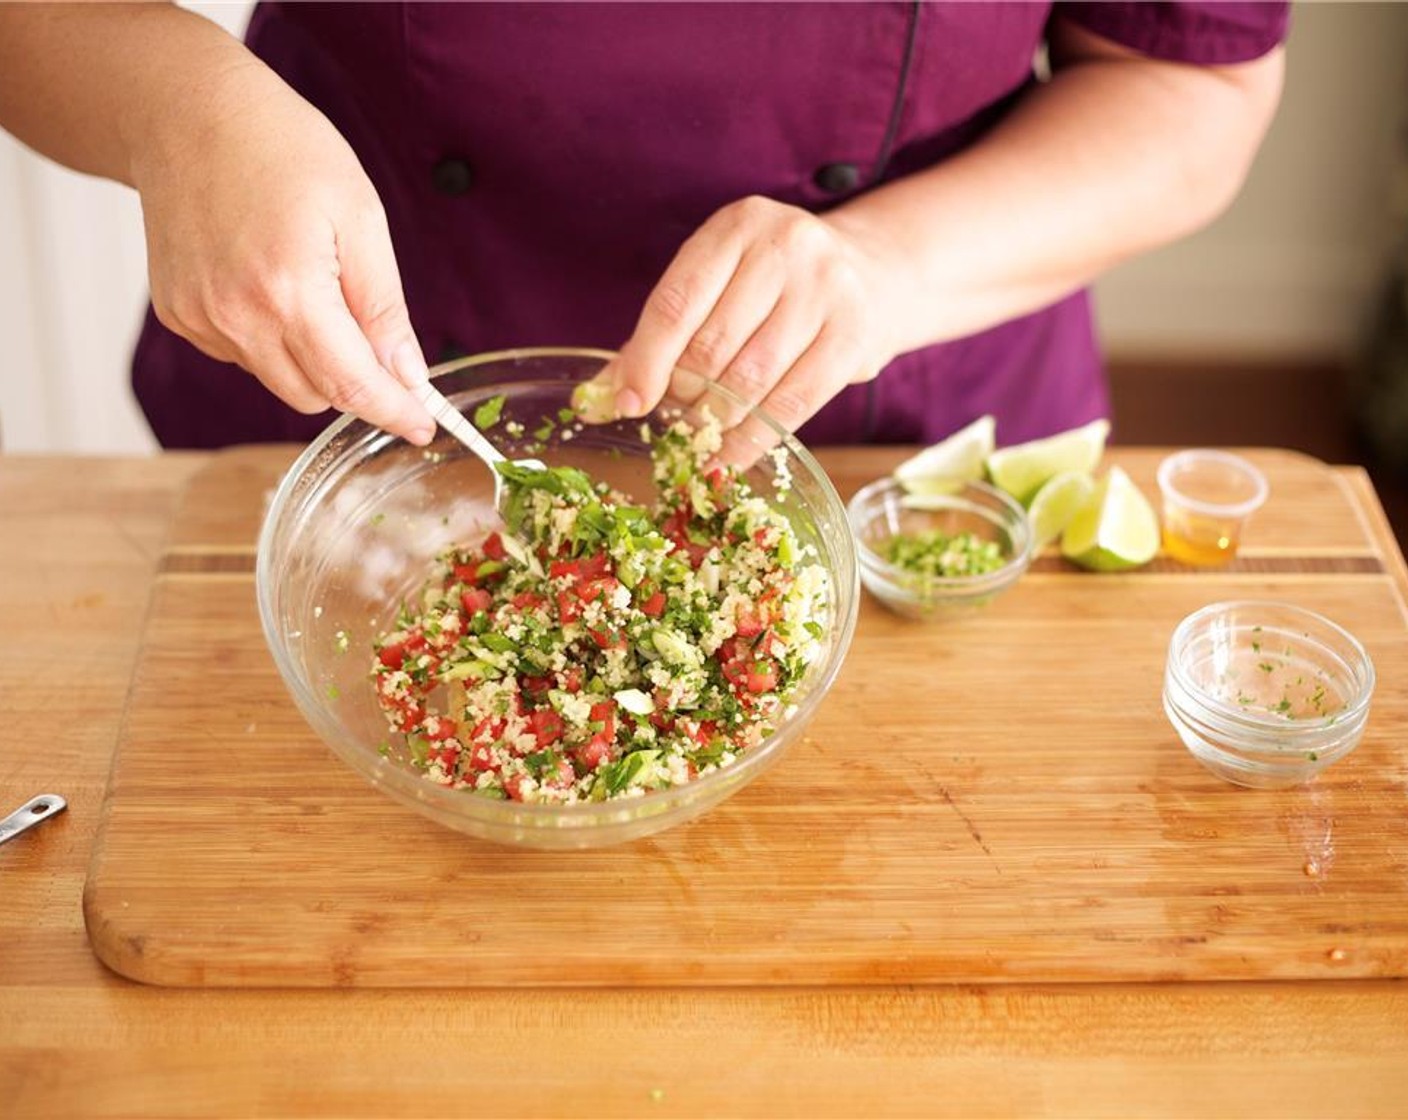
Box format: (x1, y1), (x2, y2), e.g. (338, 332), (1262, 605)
(415, 382), (506, 468)
(0, 794), (67, 847)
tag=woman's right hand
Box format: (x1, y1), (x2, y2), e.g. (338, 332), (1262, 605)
(131, 59), (436, 444)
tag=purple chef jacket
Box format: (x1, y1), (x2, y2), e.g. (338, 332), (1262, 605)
(131, 1), (1289, 449)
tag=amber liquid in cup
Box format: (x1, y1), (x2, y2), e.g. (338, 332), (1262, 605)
(1157, 451), (1269, 568)
(1161, 507), (1245, 566)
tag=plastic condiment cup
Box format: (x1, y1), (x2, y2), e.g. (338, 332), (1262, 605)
(1156, 450), (1269, 567)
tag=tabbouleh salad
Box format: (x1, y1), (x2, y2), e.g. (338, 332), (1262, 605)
(371, 411), (830, 804)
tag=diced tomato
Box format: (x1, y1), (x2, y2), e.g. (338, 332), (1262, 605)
(661, 508), (689, 541)
(377, 643), (405, 670)
(540, 758), (577, 790)
(681, 540), (709, 568)
(467, 743), (497, 772)
(504, 773), (531, 802)
(404, 632), (428, 655)
(556, 590), (582, 624)
(688, 719), (718, 746)
(424, 717), (459, 742)
(469, 716), (506, 744)
(574, 737), (615, 772)
(579, 552), (612, 581)
(735, 606), (767, 638)
(521, 673), (553, 697)
(589, 700), (617, 742)
(649, 688), (676, 733)
(453, 562), (480, 585)
(528, 708), (564, 747)
(721, 657), (749, 690)
(549, 557), (580, 580)
(551, 551), (612, 583)
(744, 660), (779, 693)
(658, 508), (710, 568)
(588, 627), (625, 651)
(639, 590), (667, 618)
(574, 703), (621, 771)
(481, 532), (506, 561)
(559, 667), (583, 693)
(460, 587), (492, 617)
(427, 743), (460, 769)
(575, 576), (620, 604)
(573, 578), (602, 604)
(391, 699), (426, 733)
(753, 527), (770, 547)
(511, 590), (547, 611)
(705, 466), (728, 494)
(720, 654), (777, 694)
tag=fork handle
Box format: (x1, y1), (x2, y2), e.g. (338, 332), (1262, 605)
(0, 794), (67, 847)
(416, 382), (506, 467)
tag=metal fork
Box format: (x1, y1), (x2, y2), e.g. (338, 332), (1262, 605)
(0, 794), (67, 847)
(415, 381), (545, 516)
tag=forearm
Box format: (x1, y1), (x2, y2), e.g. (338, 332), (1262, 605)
(0, 2), (264, 186)
(0, 2), (436, 443)
(829, 27), (1285, 353)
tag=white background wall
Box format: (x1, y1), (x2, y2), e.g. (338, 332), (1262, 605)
(1, 2), (1405, 454)
(1093, 1), (1408, 361)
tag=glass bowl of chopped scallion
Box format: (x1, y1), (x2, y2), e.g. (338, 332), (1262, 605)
(846, 476), (1033, 621)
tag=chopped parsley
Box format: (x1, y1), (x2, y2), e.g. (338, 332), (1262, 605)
(473, 394), (506, 430)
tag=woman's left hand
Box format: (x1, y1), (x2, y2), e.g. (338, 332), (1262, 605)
(603, 195), (903, 430)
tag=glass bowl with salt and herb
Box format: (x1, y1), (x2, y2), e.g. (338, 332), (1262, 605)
(1163, 600), (1375, 788)
(256, 348), (858, 849)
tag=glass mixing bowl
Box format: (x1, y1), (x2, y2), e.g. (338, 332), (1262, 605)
(256, 348), (858, 849)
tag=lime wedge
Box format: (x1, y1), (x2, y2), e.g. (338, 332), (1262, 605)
(1026, 470), (1096, 550)
(894, 415), (996, 496)
(1059, 465), (1159, 572)
(984, 418), (1110, 505)
(570, 377), (617, 423)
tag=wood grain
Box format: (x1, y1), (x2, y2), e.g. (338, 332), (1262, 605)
(79, 448), (1408, 988)
(6, 450), (1408, 1118)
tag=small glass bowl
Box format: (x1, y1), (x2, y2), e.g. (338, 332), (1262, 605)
(1164, 601), (1375, 788)
(846, 477), (1033, 621)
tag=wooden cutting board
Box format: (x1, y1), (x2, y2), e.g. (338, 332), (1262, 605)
(84, 446), (1408, 987)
